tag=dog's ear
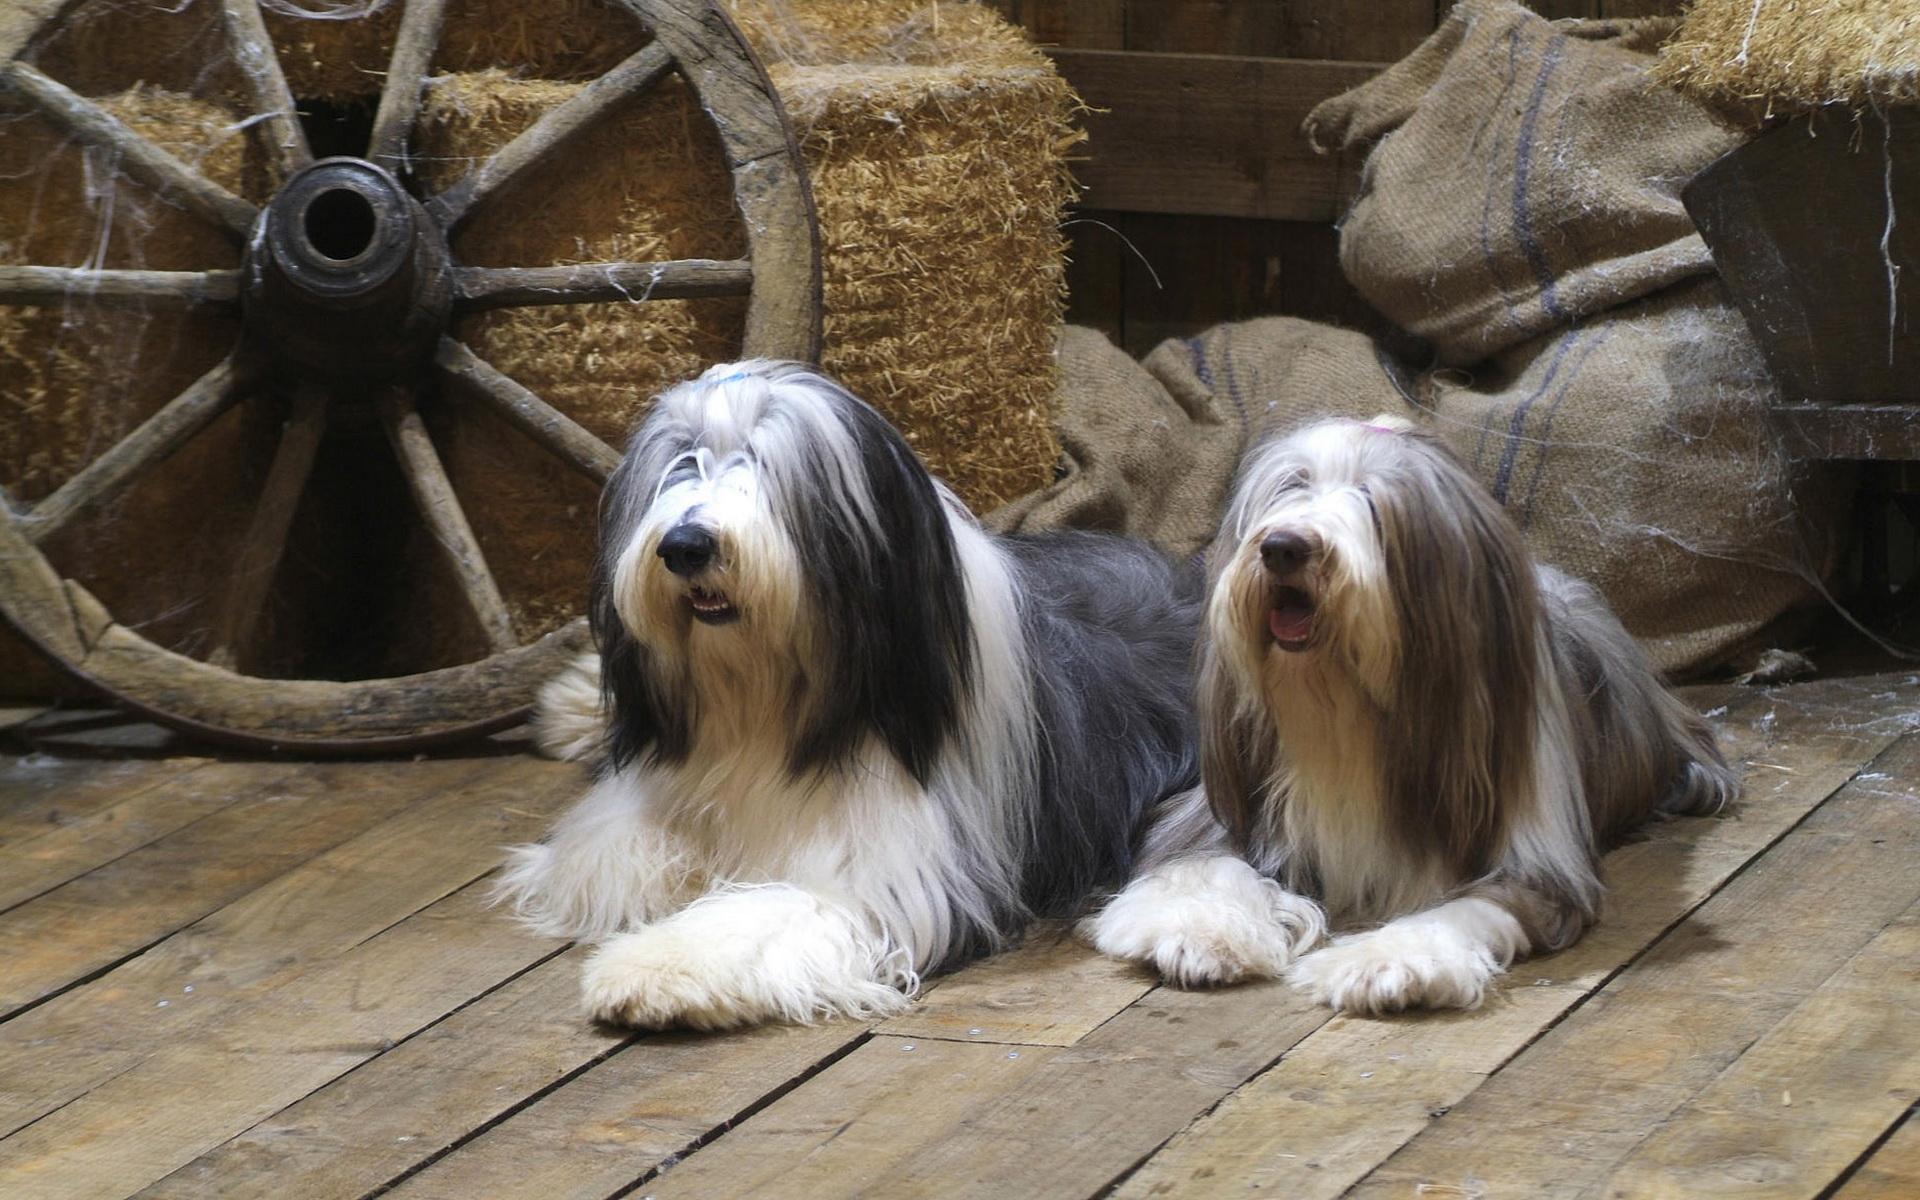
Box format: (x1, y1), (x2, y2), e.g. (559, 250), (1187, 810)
(1196, 636), (1272, 850)
(589, 568), (692, 772)
(589, 434), (694, 773)
(788, 391), (974, 786)
(1375, 450), (1542, 876)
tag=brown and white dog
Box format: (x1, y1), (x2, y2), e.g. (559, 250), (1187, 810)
(1084, 415), (1738, 1014)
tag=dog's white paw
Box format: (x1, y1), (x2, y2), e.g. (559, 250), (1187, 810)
(582, 925), (765, 1030)
(1082, 855), (1326, 987)
(580, 887), (914, 1030)
(1287, 922), (1504, 1014)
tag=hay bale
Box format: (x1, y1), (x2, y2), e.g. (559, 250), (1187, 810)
(413, 0), (1077, 641)
(1655, 0), (1920, 119)
(273, 0), (643, 102)
(414, 0), (1073, 517)
(408, 67), (750, 654)
(743, 0), (1076, 511)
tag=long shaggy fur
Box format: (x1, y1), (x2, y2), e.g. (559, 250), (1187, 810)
(1084, 416), (1739, 1014)
(497, 360), (1199, 1029)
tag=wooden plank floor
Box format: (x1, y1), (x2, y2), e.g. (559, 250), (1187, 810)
(0, 671), (1916, 1199)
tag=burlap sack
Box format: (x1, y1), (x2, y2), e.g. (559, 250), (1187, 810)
(991, 0), (1847, 677)
(984, 320), (1404, 560)
(993, 295), (1844, 678)
(1426, 278), (1843, 672)
(1304, 0), (1745, 368)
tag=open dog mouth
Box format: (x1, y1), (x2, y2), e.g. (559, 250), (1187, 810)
(1268, 585), (1316, 651)
(685, 584), (739, 625)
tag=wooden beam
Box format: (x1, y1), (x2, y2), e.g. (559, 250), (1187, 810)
(1048, 49), (1381, 222)
(1345, 732), (1920, 1200)
(21, 357), (249, 544)
(452, 258), (752, 311)
(0, 757), (556, 1138)
(637, 1037), (1058, 1200)
(379, 389), (519, 654)
(0, 266), (240, 310)
(208, 387), (330, 672)
(0, 62), (260, 240)
(217, 0), (312, 182)
(425, 40), (673, 230)
(1831, 1109), (1920, 1200)
(879, 924), (1156, 1047)
(434, 338), (621, 485)
(368, 0), (450, 173)
(1772, 403), (1920, 461)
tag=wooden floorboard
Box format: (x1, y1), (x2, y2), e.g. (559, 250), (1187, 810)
(0, 671), (1913, 1199)
(1832, 1107), (1920, 1200)
(0, 753), (208, 851)
(1344, 732), (1920, 1200)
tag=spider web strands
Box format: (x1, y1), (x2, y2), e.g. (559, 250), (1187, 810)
(432, 337), (620, 485)
(207, 387), (330, 671)
(424, 39), (674, 231)
(18, 357), (252, 545)
(451, 258), (752, 311)
(0, 62), (259, 241)
(0, 266), (241, 311)
(217, 0), (312, 183)
(379, 388), (520, 654)
(368, 0), (450, 174)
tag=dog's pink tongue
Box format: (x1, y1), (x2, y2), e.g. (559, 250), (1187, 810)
(1270, 603), (1313, 645)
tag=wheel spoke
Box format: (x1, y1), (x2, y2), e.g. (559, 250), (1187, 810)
(23, 357), (251, 544)
(634, 0), (821, 361)
(217, 0), (313, 182)
(207, 386), (329, 670)
(379, 388), (519, 653)
(0, 62), (260, 241)
(368, 0), (450, 174)
(0, 266), (240, 311)
(452, 258), (751, 311)
(433, 337), (620, 484)
(425, 40), (673, 231)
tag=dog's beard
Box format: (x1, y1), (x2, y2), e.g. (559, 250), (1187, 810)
(613, 488), (804, 648)
(1213, 514), (1399, 718)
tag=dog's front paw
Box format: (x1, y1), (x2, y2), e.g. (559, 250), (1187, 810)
(582, 925), (755, 1030)
(1287, 924), (1503, 1014)
(1082, 856), (1326, 987)
(579, 888), (915, 1030)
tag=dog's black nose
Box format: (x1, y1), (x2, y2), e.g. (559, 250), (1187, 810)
(657, 523), (718, 576)
(1260, 530), (1313, 574)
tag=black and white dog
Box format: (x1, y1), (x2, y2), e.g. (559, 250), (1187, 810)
(498, 360), (1199, 1029)
(1084, 416), (1738, 1014)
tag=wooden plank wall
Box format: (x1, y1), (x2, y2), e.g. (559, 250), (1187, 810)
(988, 0), (1688, 357)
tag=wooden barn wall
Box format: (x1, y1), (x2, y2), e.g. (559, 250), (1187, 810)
(988, 0), (1689, 357)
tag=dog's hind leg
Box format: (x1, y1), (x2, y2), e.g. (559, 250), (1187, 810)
(580, 883), (915, 1030)
(493, 769), (691, 939)
(531, 651), (606, 763)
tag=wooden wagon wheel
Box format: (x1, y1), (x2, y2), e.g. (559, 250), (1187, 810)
(0, 0), (820, 752)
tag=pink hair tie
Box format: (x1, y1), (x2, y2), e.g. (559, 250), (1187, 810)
(1343, 419), (1405, 435)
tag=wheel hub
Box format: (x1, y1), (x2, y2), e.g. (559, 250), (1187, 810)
(243, 156), (453, 382)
